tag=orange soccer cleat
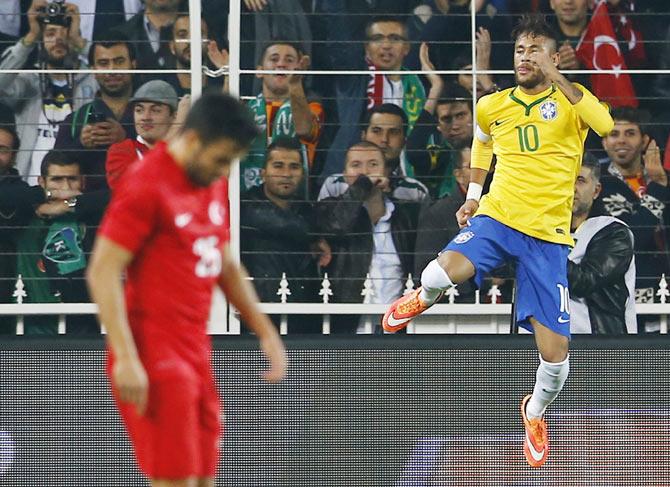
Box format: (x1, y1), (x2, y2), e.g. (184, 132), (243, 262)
(521, 394), (549, 468)
(382, 287), (434, 333)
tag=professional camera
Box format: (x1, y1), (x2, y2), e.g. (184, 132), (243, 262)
(39, 0), (71, 28)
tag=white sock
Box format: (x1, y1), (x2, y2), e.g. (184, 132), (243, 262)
(526, 355), (570, 419)
(419, 259), (454, 304)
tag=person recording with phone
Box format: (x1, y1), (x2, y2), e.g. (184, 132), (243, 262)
(0, 0), (97, 185)
(55, 29), (137, 192)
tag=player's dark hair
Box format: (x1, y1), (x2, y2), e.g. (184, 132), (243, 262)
(88, 29), (136, 66)
(610, 106), (651, 136)
(40, 150), (79, 178)
(437, 84), (473, 111)
(258, 39), (304, 64)
(265, 136), (303, 166)
(364, 103), (408, 137)
(346, 140), (387, 169)
(582, 151), (601, 182)
(511, 14), (559, 51)
(365, 15), (408, 40)
(182, 93), (260, 147)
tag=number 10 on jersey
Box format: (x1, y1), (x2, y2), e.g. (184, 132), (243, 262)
(516, 124), (540, 152)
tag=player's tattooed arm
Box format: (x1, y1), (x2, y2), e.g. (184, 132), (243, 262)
(530, 50), (583, 104)
(551, 75), (583, 104)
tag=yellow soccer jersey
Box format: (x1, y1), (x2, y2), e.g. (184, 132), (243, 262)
(471, 83), (614, 246)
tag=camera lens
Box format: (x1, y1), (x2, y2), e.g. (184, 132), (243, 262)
(46, 1), (64, 16)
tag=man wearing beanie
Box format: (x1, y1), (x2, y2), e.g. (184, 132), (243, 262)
(105, 80), (181, 191)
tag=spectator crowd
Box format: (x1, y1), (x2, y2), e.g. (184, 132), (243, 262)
(1, 0), (670, 335)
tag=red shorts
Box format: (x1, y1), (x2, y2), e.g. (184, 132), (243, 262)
(107, 354), (222, 479)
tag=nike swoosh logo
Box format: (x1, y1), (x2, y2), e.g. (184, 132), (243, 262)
(386, 312), (411, 329)
(526, 431), (546, 462)
(494, 120), (505, 126)
(557, 316), (570, 324)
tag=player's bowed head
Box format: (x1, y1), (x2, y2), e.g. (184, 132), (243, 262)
(169, 93), (261, 187)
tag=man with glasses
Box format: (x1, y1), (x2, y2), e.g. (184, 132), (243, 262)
(322, 15), (426, 177)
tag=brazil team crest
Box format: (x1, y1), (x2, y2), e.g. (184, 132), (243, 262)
(539, 100), (557, 121)
(454, 231), (475, 244)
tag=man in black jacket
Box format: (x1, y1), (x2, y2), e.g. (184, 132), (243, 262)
(54, 31), (137, 191)
(0, 132), (108, 334)
(241, 136), (330, 333)
(114, 0), (178, 83)
(569, 155), (636, 334)
(0, 131), (79, 333)
(317, 141), (420, 332)
(599, 107), (670, 316)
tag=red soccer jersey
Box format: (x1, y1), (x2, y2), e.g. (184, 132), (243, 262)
(99, 141), (229, 366)
(105, 137), (151, 191)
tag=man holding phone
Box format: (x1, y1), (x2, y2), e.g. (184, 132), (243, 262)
(55, 30), (137, 191)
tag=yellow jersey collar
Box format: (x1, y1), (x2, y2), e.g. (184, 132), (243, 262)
(509, 84), (556, 116)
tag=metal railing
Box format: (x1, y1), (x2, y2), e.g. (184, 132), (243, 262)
(1, 272), (668, 335)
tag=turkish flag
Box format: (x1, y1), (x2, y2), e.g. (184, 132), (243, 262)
(576, 0), (638, 107)
(610, 0), (646, 68)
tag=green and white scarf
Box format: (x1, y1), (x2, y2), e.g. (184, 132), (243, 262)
(241, 94), (309, 193)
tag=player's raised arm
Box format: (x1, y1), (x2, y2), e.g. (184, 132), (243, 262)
(86, 237), (148, 415)
(530, 50), (614, 136)
(217, 245), (288, 383)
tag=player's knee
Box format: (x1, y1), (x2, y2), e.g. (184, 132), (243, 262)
(421, 259), (454, 291)
(538, 338), (569, 363)
(436, 251), (475, 284)
(540, 348), (569, 364)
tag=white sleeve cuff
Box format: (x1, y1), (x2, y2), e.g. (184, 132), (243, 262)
(475, 125), (491, 143)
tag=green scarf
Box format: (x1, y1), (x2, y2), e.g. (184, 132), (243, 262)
(42, 219), (87, 275)
(241, 94), (309, 193)
(426, 133), (456, 199)
(401, 72), (426, 131)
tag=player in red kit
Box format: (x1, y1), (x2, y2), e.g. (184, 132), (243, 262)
(86, 93), (287, 487)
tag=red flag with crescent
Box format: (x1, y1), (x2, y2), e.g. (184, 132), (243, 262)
(576, 0), (638, 107)
(610, 0), (646, 68)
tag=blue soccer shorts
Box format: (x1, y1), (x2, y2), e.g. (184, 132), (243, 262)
(444, 215), (571, 337)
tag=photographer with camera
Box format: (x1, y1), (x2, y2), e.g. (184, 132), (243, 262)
(55, 30), (137, 192)
(0, 0), (96, 185)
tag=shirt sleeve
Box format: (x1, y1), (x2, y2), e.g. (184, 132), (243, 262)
(573, 84), (615, 137)
(471, 96), (495, 172)
(97, 172), (160, 254)
(105, 140), (135, 191)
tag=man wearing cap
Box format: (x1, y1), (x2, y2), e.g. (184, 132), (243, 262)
(105, 80), (180, 191)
